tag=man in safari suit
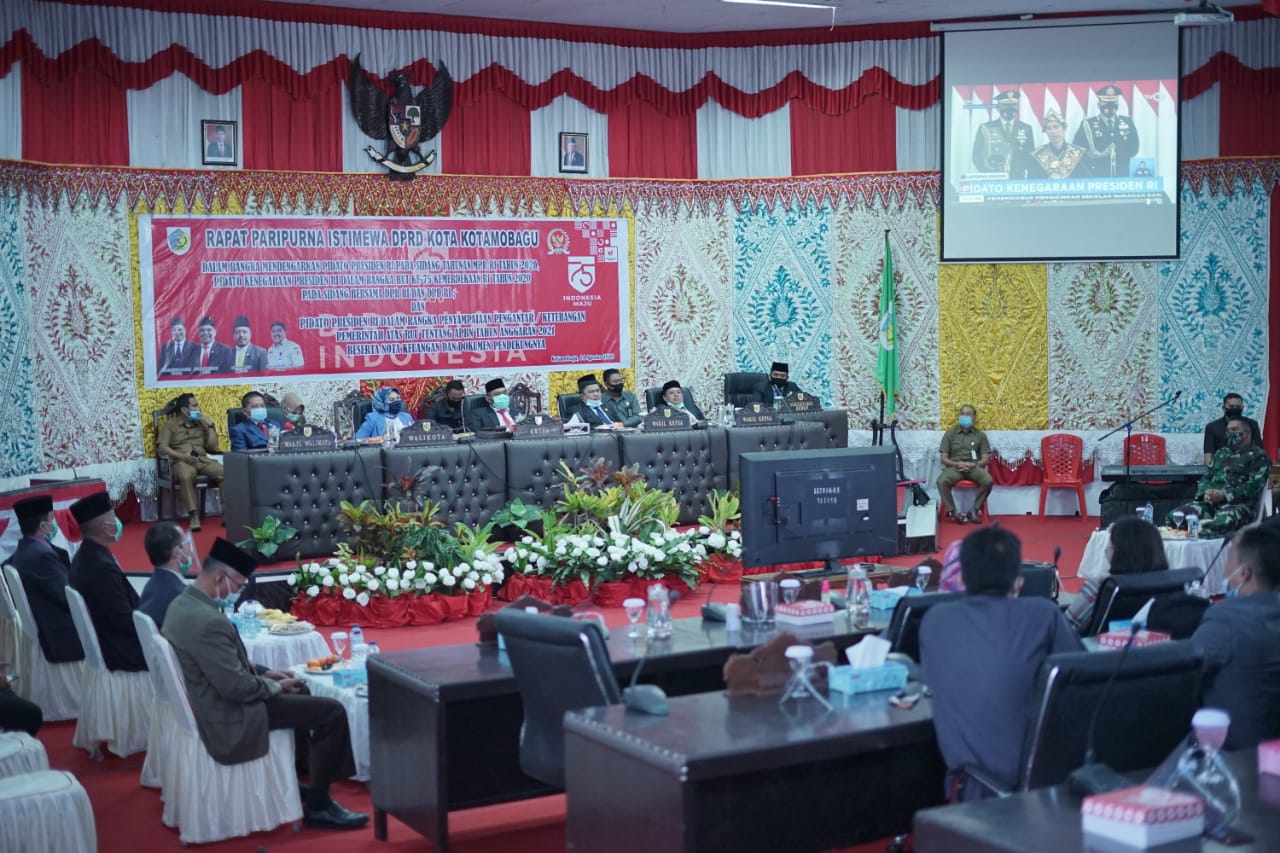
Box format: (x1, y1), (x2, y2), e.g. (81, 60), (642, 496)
(162, 539), (367, 830)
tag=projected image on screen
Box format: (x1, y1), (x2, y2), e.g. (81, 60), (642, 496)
(941, 23), (1181, 262)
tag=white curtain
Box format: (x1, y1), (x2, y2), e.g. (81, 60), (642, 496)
(1180, 84), (1220, 161)
(0, 64), (19, 161)
(340, 84), (443, 175)
(127, 75), (241, 169)
(529, 94), (608, 178)
(895, 103), (939, 172)
(697, 100), (791, 179)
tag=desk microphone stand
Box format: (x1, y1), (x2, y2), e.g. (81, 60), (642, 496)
(1096, 391), (1182, 485)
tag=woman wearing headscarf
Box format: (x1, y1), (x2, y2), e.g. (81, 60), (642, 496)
(355, 386), (415, 439)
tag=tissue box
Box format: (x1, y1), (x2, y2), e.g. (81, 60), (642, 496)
(828, 662), (909, 695)
(1259, 739), (1280, 776)
(870, 589), (908, 610)
(775, 600), (835, 626)
(332, 667), (368, 688)
(1097, 629), (1171, 649)
(1081, 785), (1203, 849)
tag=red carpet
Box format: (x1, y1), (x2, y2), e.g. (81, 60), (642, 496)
(46, 512), (1096, 851)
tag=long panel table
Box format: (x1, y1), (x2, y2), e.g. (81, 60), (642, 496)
(913, 750), (1280, 852)
(563, 690), (946, 852)
(366, 613), (883, 851)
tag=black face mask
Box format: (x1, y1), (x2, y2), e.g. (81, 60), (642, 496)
(1224, 407), (1243, 419)
(607, 382), (624, 394)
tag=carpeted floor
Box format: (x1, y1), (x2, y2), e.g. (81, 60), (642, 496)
(35, 512), (1097, 851)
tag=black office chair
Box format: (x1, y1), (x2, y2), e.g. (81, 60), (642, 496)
(1018, 562), (1059, 601)
(1081, 567), (1204, 637)
(496, 607), (622, 788)
(349, 399), (374, 435)
(961, 643), (1204, 798)
(460, 394), (486, 429)
(556, 393), (582, 420)
(883, 591), (962, 663)
(723, 372), (766, 409)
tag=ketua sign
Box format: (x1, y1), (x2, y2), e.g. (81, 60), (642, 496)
(139, 215), (630, 387)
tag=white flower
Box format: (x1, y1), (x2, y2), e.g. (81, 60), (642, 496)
(423, 572), (438, 585)
(321, 576), (334, 587)
(456, 562), (471, 575)
(463, 578), (476, 590)
(356, 591), (370, 606)
(342, 587), (357, 600)
(287, 573), (298, 585)
(474, 549), (486, 560)
(387, 567), (401, 579)
(405, 560), (418, 571)
(521, 536), (534, 544)
(366, 579), (380, 592)
(596, 556), (608, 566)
(306, 585), (320, 597)
(422, 561), (435, 573)
(372, 565), (385, 576)
(707, 532), (726, 550)
(414, 579), (427, 590)
(356, 564), (368, 574)
(441, 573), (457, 586)
(338, 573), (350, 585)
(481, 573), (493, 585)
(386, 578), (400, 591)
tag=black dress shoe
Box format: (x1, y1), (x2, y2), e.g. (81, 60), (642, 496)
(303, 800), (370, 830)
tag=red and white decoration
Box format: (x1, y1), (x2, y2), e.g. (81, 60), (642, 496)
(1082, 785), (1204, 848)
(1097, 628), (1173, 649)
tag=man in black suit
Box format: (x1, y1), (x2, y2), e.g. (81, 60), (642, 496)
(8, 495), (83, 664)
(426, 380), (467, 432)
(206, 124), (234, 160)
(659, 380), (706, 422)
(159, 316), (198, 375)
(230, 315), (269, 373)
(752, 361), (804, 407)
(194, 316), (234, 373)
(567, 374), (620, 428)
(466, 377), (517, 432)
(139, 522), (191, 630)
(0, 673), (41, 735)
(68, 492), (146, 673)
(562, 135), (585, 169)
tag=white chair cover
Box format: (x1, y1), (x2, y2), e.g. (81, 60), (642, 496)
(0, 568), (21, 679)
(0, 732), (49, 779)
(0, 770), (97, 853)
(132, 611), (169, 788)
(1, 565), (81, 721)
(65, 588), (152, 758)
(151, 635), (301, 845)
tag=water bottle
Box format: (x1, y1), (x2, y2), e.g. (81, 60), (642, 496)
(1142, 502), (1154, 524)
(350, 624), (364, 649)
(1187, 513), (1201, 540)
(267, 422), (280, 452)
(383, 417), (396, 447)
(646, 583), (673, 639)
(847, 565), (871, 622)
(367, 641), (380, 656)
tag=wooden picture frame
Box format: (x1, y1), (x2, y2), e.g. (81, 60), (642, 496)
(201, 120), (239, 167)
(558, 131), (588, 174)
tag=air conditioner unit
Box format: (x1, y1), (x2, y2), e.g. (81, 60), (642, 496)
(1173, 9), (1233, 26)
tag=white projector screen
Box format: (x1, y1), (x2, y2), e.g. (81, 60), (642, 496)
(941, 22), (1181, 262)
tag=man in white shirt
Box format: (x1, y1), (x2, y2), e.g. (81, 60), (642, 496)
(267, 320), (304, 370)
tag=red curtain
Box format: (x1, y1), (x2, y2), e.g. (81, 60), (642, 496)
(240, 78), (343, 171)
(440, 85), (530, 176)
(22, 64), (129, 166)
(607, 99), (697, 179)
(789, 92), (896, 175)
(1217, 70), (1280, 156)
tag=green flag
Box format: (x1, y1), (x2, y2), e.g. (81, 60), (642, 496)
(875, 232), (898, 418)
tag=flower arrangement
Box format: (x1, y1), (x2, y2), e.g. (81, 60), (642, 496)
(293, 545), (506, 604)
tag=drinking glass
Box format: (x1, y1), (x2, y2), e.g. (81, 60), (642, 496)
(915, 566), (932, 593)
(623, 597), (646, 638)
(780, 578), (801, 605)
(1171, 509), (1186, 531)
(330, 631), (349, 661)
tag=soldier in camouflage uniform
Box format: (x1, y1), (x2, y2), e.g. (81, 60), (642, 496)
(1169, 418), (1271, 538)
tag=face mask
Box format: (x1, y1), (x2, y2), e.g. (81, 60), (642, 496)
(586, 397), (603, 408)
(44, 520), (59, 544)
(493, 394), (510, 411)
(249, 407), (267, 422)
(958, 415), (974, 428)
(670, 401), (685, 410)
(188, 409), (202, 422)
(285, 412), (302, 424)
(1227, 431), (1243, 447)
(387, 401), (403, 416)
(178, 553), (194, 572)
(1224, 406), (1243, 418)
(213, 575), (239, 610)
(109, 518), (123, 542)
(607, 382), (623, 394)
(1224, 569), (1243, 598)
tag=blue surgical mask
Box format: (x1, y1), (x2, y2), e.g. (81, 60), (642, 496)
(213, 576), (238, 611)
(188, 409), (202, 422)
(493, 394), (510, 411)
(285, 412), (302, 424)
(1224, 568), (1243, 598)
(388, 401), (403, 416)
(178, 554), (194, 573)
(958, 415), (974, 428)
(110, 518), (123, 542)
(586, 397), (603, 408)
(671, 401), (685, 410)
(249, 407), (268, 422)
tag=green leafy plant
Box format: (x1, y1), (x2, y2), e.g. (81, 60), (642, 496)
(698, 489), (741, 532)
(491, 498), (545, 532)
(236, 514), (298, 559)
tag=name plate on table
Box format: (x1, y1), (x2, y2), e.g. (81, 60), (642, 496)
(513, 416), (563, 440)
(397, 421), (453, 446)
(734, 403), (780, 427)
(644, 408), (692, 432)
(276, 428), (335, 453)
(781, 393), (821, 413)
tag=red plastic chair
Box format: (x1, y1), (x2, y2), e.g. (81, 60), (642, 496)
(1038, 433), (1088, 519)
(937, 480), (991, 522)
(1124, 433), (1167, 466)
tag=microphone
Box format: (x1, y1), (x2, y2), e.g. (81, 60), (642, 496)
(1068, 621), (1144, 795)
(622, 640), (670, 716)
(1052, 546), (1063, 599)
(701, 575), (726, 622)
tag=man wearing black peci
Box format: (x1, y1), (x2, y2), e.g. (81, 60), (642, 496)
(7, 495), (83, 665)
(752, 362), (804, 407)
(426, 380), (467, 432)
(69, 491), (147, 673)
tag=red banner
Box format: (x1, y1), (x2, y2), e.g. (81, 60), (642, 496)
(139, 215), (630, 387)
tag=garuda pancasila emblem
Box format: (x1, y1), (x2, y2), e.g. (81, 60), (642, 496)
(348, 54), (453, 181)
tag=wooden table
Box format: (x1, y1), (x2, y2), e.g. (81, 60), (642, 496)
(914, 750), (1280, 852)
(367, 613), (884, 851)
(563, 690), (945, 853)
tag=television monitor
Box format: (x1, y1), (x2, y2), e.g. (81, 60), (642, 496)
(740, 446), (899, 569)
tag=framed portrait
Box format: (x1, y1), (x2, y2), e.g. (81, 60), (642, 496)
(558, 131), (588, 174)
(201, 119), (239, 167)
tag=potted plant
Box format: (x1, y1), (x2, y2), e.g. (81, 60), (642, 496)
(236, 514), (298, 560)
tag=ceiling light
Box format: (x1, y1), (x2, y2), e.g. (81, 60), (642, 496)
(720, 0), (836, 10)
